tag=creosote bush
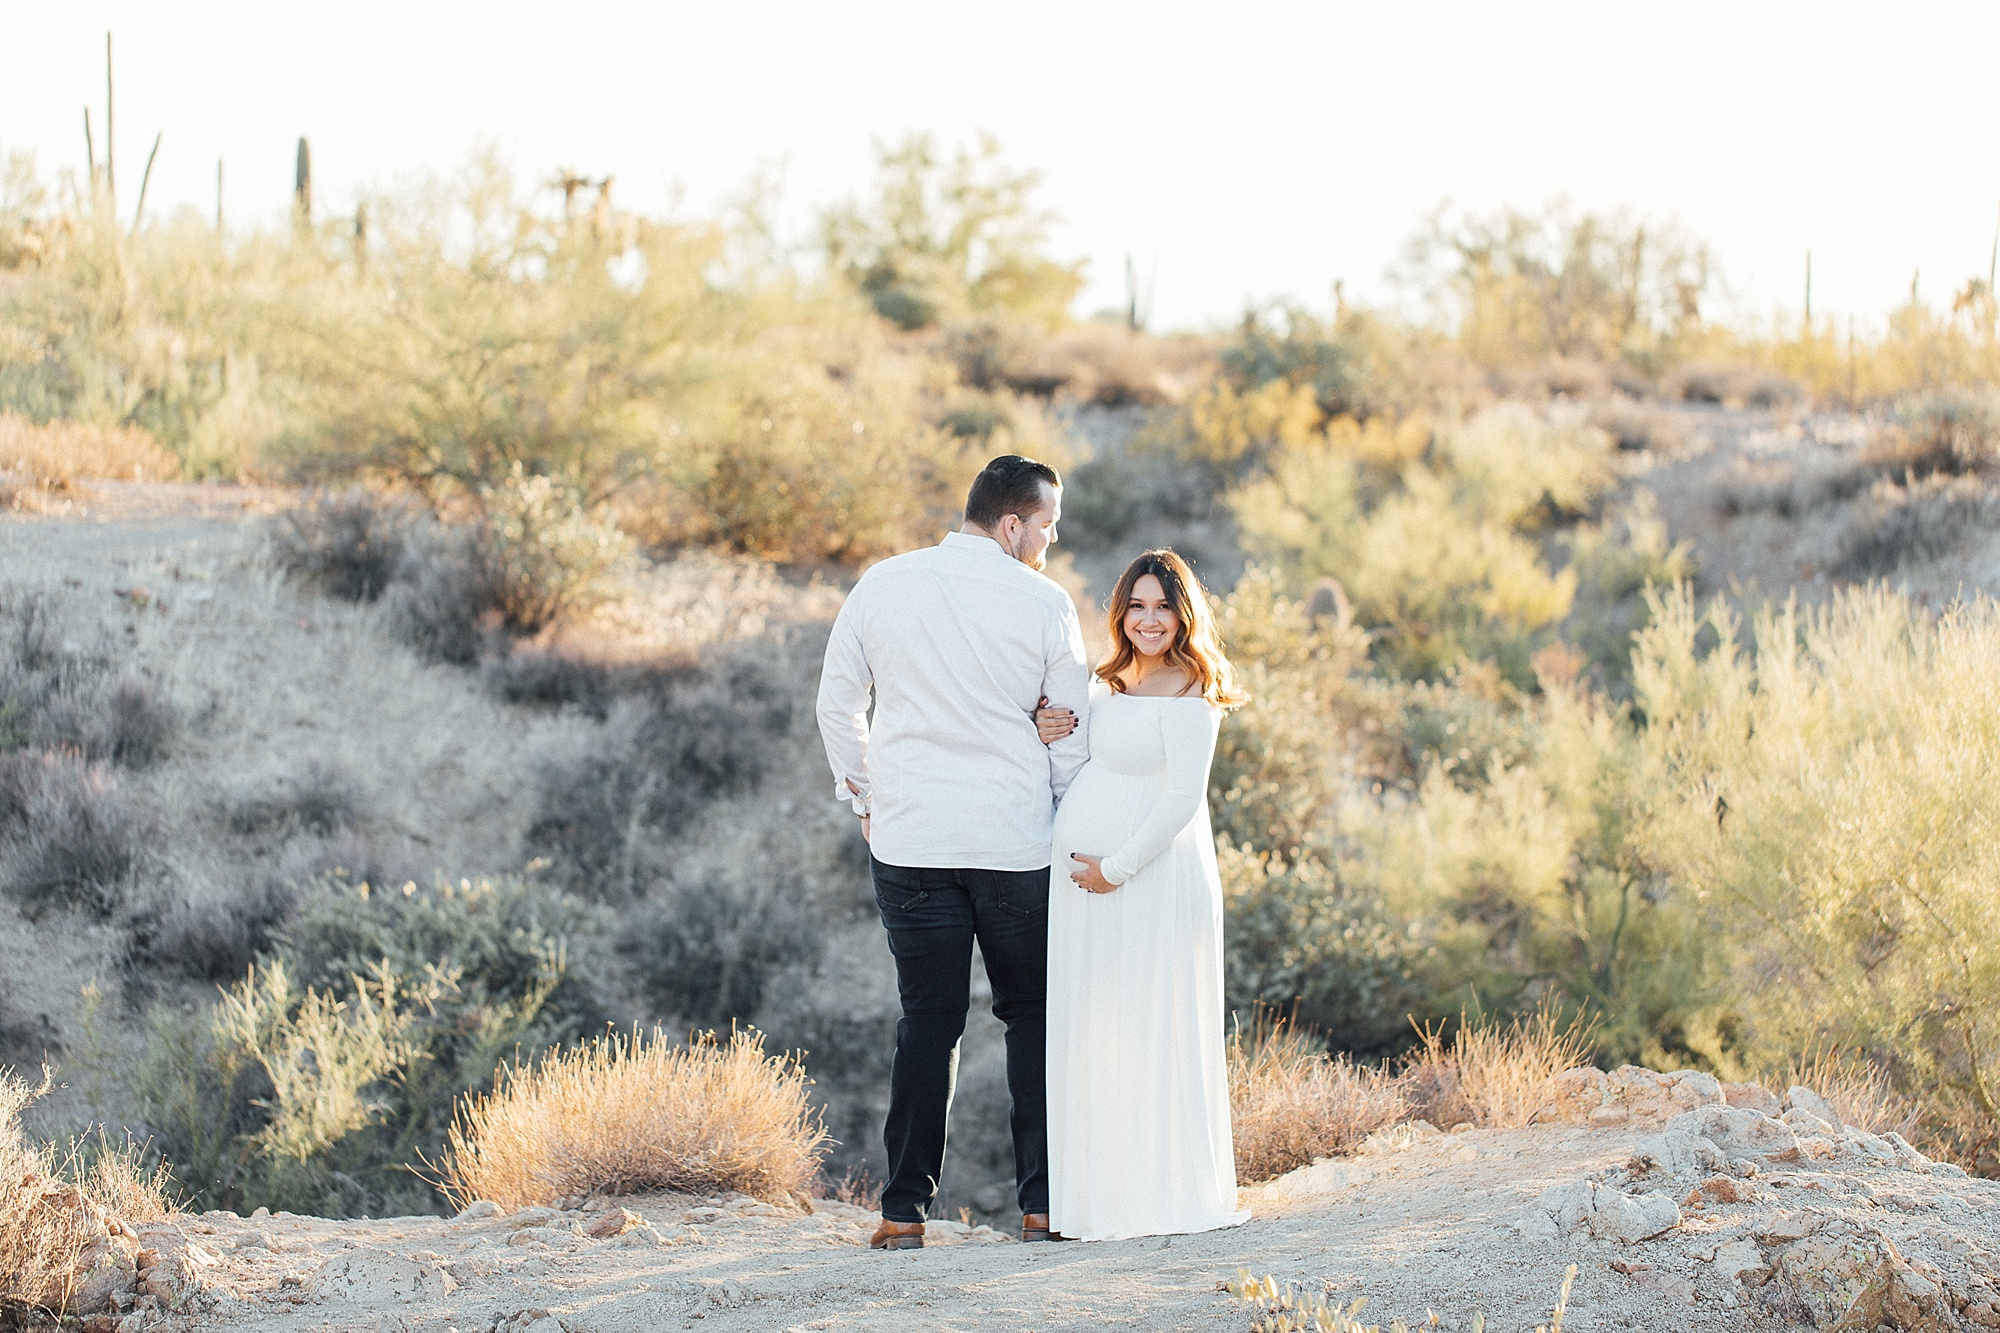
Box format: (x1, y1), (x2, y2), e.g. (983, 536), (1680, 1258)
(439, 1026), (830, 1209)
(131, 875), (615, 1216)
(265, 487), (421, 602)
(0, 750), (150, 918)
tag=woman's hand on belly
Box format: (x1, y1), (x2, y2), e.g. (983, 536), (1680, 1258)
(1067, 853), (1116, 894)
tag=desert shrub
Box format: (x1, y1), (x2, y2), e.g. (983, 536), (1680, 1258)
(438, 1026), (830, 1209)
(482, 648), (616, 716)
(0, 751), (149, 918)
(526, 661), (791, 897)
(131, 875), (614, 1215)
(0, 591), (177, 767)
(1403, 201), (1713, 369)
(1830, 473), (2000, 577)
(820, 133), (1084, 332)
(1400, 1001), (1595, 1130)
(1586, 398), (1690, 454)
(477, 466), (632, 631)
(624, 876), (823, 1028)
(225, 759), (366, 837)
(1893, 385), (2000, 473)
(1220, 847), (1426, 1057)
(1232, 405), (1615, 684)
(1221, 302), (1414, 420)
(0, 413), (178, 505)
(1637, 586), (2000, 1172)
(1559, 495), (1694, 687)
(1227, 1013), (1407, 1183)
(1670, 360), (1801, 408)
(381, 520), (499, 665)
(279, 874), (616, 1042)
(0, 1069), (167, 1323)
(1780, 1050), (1922, 1140)
(265, 487), (422, 602)
(126, 877), (303, 986)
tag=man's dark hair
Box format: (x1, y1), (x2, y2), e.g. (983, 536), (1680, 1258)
(964, 455), (1061, 529)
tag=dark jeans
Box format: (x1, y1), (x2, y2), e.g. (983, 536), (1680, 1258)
(870, 855), (1050, 1223)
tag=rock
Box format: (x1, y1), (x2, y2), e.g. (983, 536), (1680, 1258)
(1533, 1179), (1679, 1243)
(1537, 1180), (1596, 1234)
(509, 1225), (584, 1249)
(1784, 1085), (1841, 1125)
(1549, 1066), (1726, 1126)
(1359, 1120), (1442, 1154)
(1627, 1130), (1725, 1181)
(455, 1200), (503, 1221)
(1588, 1187), (1681, 1244)
(1511, 1210), (1559, 1241)
(506, 1205), (562, 1229)
(1781, 1107), (1835, 1136)
(1723, 1082), (1784, 1116)
(1706, 1238), (1772, 1285)
(1752, 1211), (1823, 1243)
(1880, 1132), (1933, 1170)
(1665, 1105), (1801, 1160)
(1683, 1175), (1752, 1208)
(1842, 1128), (1899, 1166)
(1929, 1160), (1969, 1179)
(615, 1224), (670, 1248)
(585, 1208), (644, 1239)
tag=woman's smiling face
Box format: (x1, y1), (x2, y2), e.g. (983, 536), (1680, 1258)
(1122, 573), (1181, 660)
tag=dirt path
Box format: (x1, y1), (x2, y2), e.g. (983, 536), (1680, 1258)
(111, 1112), (2000, 1333)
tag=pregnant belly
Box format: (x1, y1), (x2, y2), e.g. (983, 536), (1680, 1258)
(1053, 763), (1156, 859)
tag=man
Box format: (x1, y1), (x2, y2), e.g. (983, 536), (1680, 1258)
(815, 454), (1092, 1249)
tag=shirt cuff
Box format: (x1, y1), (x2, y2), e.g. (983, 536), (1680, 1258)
(1100, 855), (1131, 886)
(832, 778), (870, 817)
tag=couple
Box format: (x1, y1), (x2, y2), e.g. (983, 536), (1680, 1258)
(815, 453), (1250, 1247)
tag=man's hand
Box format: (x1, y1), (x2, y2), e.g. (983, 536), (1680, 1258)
(846, 778), (871, 843)
(1068, 853), (1114, 894)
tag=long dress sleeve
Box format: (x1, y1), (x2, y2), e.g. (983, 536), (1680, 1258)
(1098, 700), (1220, 886)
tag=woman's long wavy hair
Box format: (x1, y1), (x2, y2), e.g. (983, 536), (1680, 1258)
(1096, 549), (1247, 709)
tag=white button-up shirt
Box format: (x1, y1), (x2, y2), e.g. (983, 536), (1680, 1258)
(815, 531), (1093, 871)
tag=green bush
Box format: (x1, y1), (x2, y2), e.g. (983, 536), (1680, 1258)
(1637, 586), (2000, 1169)
(133, 874), (617, 1215)
(819, 133), (1085, 331)
(1231, 406), (1616, 684)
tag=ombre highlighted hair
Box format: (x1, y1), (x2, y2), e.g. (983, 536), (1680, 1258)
(1096, 549), (1247, 709)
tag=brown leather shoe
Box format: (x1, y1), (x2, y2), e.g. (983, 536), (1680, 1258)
(1020, 1212), (1071, 1242)
(869, 1218), (925, 1250)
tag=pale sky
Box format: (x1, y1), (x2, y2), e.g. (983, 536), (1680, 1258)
(6, 2), (1999, 331)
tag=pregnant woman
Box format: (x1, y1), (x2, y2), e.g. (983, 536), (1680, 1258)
(1033, 548), (1250, 1241)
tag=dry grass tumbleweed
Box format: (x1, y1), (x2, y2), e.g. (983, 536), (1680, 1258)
(0, 414), (179, 507)
(438, 1026), (830, 1211)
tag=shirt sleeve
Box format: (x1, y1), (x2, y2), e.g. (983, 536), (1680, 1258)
(1042, 596), (1092, 804)
(815, 587), (874, 817)
(1100, 702), (1220, 886)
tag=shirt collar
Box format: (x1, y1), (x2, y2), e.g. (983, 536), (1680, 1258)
(941, 530), (1013, 560)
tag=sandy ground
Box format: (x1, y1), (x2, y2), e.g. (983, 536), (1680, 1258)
(100, 1106), (2000, 1333)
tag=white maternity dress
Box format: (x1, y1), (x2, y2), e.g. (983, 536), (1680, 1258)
(1047, 683), (1248, 1241)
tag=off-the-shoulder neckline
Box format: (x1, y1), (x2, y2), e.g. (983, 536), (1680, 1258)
(1104, 689), (1214, 704)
